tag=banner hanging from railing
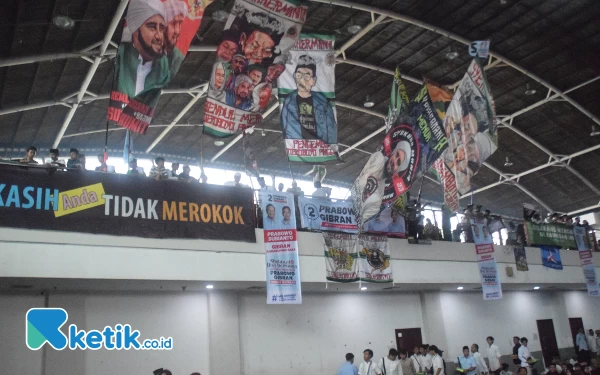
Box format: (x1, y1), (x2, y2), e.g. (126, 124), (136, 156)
(108, 0), (210, 134)
(574, 226), (600, 297)
(540, 246), (563, 270)
(298, 196), (358, 233)
(323, 232), (359, 282)
(203, 0), (307, 137)
(0, 164), (256, 241)
(358, 234), (393, 283)
(525, 221), (576, 249)
(471, 216), (503, 300)
(513, 246), (529, 271)
(278, 34), (339, 163)
(350, 81), (448, 226)
(441, 59), (497, 210)
(258, 190), (302, 304)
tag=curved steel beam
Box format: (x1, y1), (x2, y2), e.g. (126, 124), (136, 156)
(311, 0), (600, 128)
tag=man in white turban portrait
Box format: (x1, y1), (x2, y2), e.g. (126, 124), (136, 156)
(164, 0), (188, 75)
(115, 0), (170, 102)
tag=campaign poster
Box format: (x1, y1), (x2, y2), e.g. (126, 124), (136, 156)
(471, 217), (503, 300)
(540, 246), (563, 270)
(385, 66), (410, 132)
(362, 207), (406, 238)
(203, 0), (307, 137)
(323, 232), (359, 282)
(298, 196), (358, 233)
(108, 0), (210, 134)
(573, 226), (591, 251)
(259, 190), (302, 304)
(351, 83), (448, 226)
(513, 246), (529, 271)
(578, 250), (600, 297)
(278, 34), (339, 163)
(358, 234), (393, 283)
(442, 59), (497, 198)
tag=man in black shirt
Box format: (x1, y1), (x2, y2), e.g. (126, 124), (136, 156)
(512, 336), (521, 367)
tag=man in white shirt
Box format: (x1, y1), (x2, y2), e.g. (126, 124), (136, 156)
(379, 349), (402, 375)
(224, 172), (248, 188)
(517, 337), (532, 375)
(486, 336), (501, 375)
(420, 345), (433, 374)
(312, 181), (329, 198)
(471, 344), (488, 375)
(360, 349), (382, 375)
(429, 345), (444, 375)
(575, 328), (590, 364)
(586, 329), (597, 360)
(411, 346), (423, 374)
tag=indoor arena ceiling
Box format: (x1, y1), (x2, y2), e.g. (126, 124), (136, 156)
(1, 0), (600, 219)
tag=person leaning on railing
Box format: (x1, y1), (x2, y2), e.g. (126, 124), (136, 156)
(19, 146), (39, 164)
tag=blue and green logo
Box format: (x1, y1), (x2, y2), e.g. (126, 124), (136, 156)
(26, 308), (68, 350)
(26, 308), (173, 350)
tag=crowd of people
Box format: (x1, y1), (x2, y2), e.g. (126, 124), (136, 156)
(337, 332), (600, 375)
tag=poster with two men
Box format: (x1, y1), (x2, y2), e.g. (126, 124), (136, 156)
(203, 0), (308, 137)
(108, 0), (210, 134)
(278, 34), (339, 163)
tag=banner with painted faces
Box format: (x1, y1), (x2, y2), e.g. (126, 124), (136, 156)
(203, 0), (307, 137)
(278, 34), (339, 163)
(108, 0), (212, 134)
(442, 59), (497, 203)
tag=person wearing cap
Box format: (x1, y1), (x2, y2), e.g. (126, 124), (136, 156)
(47, 148), (65, 167)
(67, 148), (82, 169)
(149, 157), (169, 180)
(115, 0), (170, 104)
(163, 0), (188, 76)
(281, 54), (337, 145)
(224, 172), (248, 188)
(216, 29), (240, 63)
(226, 75), (253, 110)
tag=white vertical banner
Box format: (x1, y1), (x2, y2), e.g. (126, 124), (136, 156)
(357, 234), (393, 283)
(259, 190), (302, 304)
(574, 226), (600, 297)
(471, 217), (503, 300)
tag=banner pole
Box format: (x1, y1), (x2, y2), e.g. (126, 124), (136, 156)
(287, 162), (295, 181)
(103, 121), (109, 172)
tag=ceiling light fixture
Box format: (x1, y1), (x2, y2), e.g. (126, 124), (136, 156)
(363, 96), (375, 108)
(504, 157), (513, 167)
(212, 10), (229, 22)
(457, 286), (464, 290)
(214, 140), (225, 147)
(347, 19), (362, 35)
(446, 51), (459, 60)
(500, 0), (508, 5)
(206, 284), (214, 289)
(524, 84), (536, 96)
(361, 286), (367, 291)
(533, 286), (540, 290)
(53, 15), (75, 30)
(591, 125), (600, 137)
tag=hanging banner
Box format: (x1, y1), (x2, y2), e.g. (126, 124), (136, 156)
(203, 0), (307, 138)
(259, 190), (302, 304)
(472, 217), (503, 300)
(468, 40), (490, 59)
(573, 226), (591, 251)
(362, 207), (406, 238)
(358, 234), (393, 283)
(385, 66), (410, 132)
(513, 246), (529, 271)
(351, 83), (448, 226)
(278, 34), (339, 163)
(578, 250), (600, 297)
(524, 221), (576, 249)
(540, 246), (563, 270)
(298, 196), (358, 233)
(0, 164), (256, 241)
(442, 59), (497, 203)
(323, 232), (359, 282)
(107, 0), (209, 134)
